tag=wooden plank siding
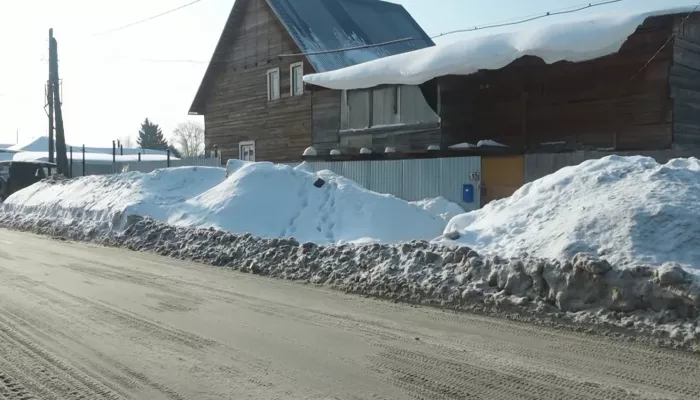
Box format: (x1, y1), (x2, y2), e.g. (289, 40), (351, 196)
(202, 0), (313, 163)
(310, 88), (341, 152)
(671, 14), (700, 147)
(439, 15), (677, 151)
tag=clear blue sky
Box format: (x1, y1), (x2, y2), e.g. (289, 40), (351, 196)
(0, 0), (695, 146)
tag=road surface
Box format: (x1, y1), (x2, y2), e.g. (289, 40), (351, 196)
(0, 229), (698, 399)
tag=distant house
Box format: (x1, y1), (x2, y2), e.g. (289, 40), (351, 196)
(2, 136), (172, 164)
(304, 8), (700, 154)
(188, 0), (434, 163)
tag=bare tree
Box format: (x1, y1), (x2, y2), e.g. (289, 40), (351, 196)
(172, 121), (205, 158)
(120, 135), (135, 148)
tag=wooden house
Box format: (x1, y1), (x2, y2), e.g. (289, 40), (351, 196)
(188, 0), (434, 163)
(304, 11), (700, 154)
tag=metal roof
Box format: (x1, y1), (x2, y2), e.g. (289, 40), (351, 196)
(189, 0), (433, 114)
(267, 0), (434, 72)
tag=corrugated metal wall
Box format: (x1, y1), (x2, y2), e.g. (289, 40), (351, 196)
(294, 157), (482, 210)
(524, 149), (700, 182)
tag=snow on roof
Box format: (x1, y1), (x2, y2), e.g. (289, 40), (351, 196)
(304, 7), (695, 90)
(8, 136), (168, 156)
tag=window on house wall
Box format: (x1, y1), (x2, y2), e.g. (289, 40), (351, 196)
(239, 140), (256, 161)
(341, 85), (438, 131)
(341, 90), (370, 130)
(267, 68), (280, 101)
(399, 85), (439, 124)
(290, 62), (304, 96)
(372, 86), (400, 126)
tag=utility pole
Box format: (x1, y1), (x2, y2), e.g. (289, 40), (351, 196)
(49, 29), (69, 175)
(47, 30), (55, 163)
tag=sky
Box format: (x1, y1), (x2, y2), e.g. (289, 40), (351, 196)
(0, 0), (696, 147)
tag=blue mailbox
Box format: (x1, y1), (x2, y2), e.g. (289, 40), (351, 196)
(462, 184), (474, 203)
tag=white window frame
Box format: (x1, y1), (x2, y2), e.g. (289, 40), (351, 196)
(239, 140), (256, 161)
(267, 68), (280, 101)
(341, 85), (441, 131)
(290, 62), (304, 97)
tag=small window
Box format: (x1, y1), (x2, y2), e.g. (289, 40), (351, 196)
(267, 68), (280, 101)
(239, 140), (256, 161)
(290, 62), (304, 96)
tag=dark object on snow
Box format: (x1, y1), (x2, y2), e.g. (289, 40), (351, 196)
(0, 161), (58, 202)
(313, 178), (325, 188)
(443, 231), (461, 240)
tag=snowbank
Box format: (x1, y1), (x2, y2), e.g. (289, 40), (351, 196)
(411, 197), (465, 222)
(4, 213), (700, 348)
(169, 162), (445, 243)
(3, 162), (445, 244)
(442, 156), (700, 269)
(304, 7), (694, 90)
(3, 167), (225, 225)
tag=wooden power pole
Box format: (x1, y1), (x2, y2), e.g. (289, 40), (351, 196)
(47, 30), (55, 163)
(49, 29), (69, 175)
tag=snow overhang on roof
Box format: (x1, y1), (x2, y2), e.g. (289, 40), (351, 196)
(303, 6), (697, 91)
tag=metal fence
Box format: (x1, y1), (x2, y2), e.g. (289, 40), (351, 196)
(293, 157), (482, 211)
(69, 156), (221, 177)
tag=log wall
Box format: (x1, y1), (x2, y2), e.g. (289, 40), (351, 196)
(202, 0), (313, 163)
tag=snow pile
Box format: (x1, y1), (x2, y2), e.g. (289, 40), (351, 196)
(169, 161), (445, 243)
(304, 7), (694, 90)
(443, 156), (700, 269)
(3, 167), (225, 226)
(2, 162), (446, 244)
(411, 197), (465, 222)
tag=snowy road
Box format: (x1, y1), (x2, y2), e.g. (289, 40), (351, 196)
(0, 230), (699, 400)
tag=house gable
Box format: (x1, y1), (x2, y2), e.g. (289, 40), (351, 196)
(189, 0), (305, 115)
(198, 0), (314, 163)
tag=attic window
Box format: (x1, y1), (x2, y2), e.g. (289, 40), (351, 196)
(290, 62), (304, 96)
(267, 68), (280, 101)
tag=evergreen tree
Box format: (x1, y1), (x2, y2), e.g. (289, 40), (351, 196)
(168, 145), (182, 159)
(137, 118), (169, 150)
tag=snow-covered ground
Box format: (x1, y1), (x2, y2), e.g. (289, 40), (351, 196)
(3, 162), (446, 244)
(441, 156), (700, 270)
(304, 7), (695, 90)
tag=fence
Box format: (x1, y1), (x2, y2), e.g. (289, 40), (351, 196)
(68, 155), (221, 178)
(293, 157), (482, 211)
(524, 149), (700, 183)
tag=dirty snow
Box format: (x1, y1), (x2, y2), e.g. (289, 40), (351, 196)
(3, 162), (445, 244)
(2, 156), (700, 346)
(304, 7), (695, 90)
(411, 197), (465, 222)
(443, 156), (700, 269)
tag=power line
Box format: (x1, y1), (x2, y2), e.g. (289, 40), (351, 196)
(430, 0), (624, 39)
(279, 37), (415, 57)
(630, 1), (700, 80)
(93, 0), (205, 37)
(91, 0), (625, 64)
